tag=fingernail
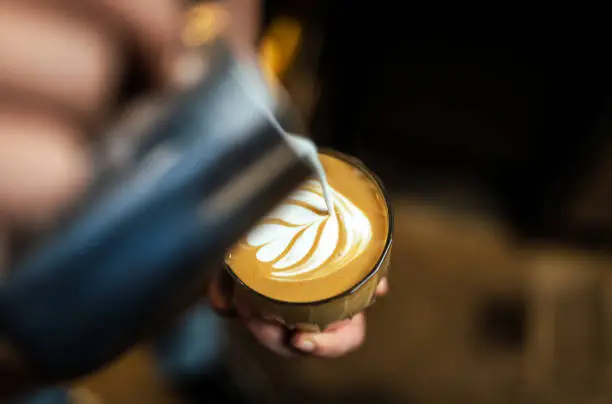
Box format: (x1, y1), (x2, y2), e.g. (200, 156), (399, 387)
(295, 338), (316, 352)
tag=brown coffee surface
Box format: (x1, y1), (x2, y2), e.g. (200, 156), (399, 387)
(226, 153), (389, 303)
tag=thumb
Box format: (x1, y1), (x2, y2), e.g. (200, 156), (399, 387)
(292, 313), (366, 358)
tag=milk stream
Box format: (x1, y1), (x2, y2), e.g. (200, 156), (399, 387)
(284, 134), (335, 216)
(228, 64), (334, 214)
(245, 128), (376, 280)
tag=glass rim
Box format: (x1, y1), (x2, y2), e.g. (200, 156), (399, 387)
(224, 149), (394, 306)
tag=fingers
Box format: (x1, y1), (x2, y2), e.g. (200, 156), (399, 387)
(0, 0), (184, 232)
(0, 0), (184, 123)
(0, 109), (91, 229)
(210, 272), (290, 358)
(233, 291), (296, 358)
(224, 0), (261, 59)
(0, 1), (122, 122)
(231, 276), (389, 359)
(94, 0), (184, 87)
(292, 313), (366, 358)
(243, 318), (295, 358)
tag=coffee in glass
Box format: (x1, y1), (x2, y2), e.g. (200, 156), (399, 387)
(225, 150), (392, 331)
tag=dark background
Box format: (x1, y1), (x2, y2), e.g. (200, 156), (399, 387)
(266, 0), (612, 243)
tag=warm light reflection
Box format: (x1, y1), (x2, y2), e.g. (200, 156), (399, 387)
(183, 3), (228, 46)
(184, 6), (302, 89)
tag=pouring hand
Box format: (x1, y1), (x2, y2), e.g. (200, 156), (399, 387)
(0, 0), (184, 248)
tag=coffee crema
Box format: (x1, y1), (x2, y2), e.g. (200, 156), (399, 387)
(226, 153), (389, 303)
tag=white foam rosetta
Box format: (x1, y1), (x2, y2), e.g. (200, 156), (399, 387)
(246, 180), (372, 281)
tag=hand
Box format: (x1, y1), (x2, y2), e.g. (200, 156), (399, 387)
(0, 0), (184, 237)
(0, 0), (184, 395)
(209, 272), (389, 358)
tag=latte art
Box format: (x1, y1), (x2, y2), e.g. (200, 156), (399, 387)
(246, 180), (372, 281)
(227, 152), (389, 303)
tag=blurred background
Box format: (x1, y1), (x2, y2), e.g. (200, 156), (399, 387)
(74, 1), (612, 403)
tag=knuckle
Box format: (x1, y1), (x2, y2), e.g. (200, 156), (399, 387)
(0, 2), (122, 118)
(0, 112), (90, 227)
(99, 0), (182, 53)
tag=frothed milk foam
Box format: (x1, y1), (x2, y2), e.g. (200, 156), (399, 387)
(227, 153), (389, 303)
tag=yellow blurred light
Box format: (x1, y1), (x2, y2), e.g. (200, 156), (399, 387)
(183, 4), (228, 47)
(184, 6), (302, 92)
(259, 17), (302, 78)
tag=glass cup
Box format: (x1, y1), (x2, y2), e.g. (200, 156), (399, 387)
(224, 150), (393, 332)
